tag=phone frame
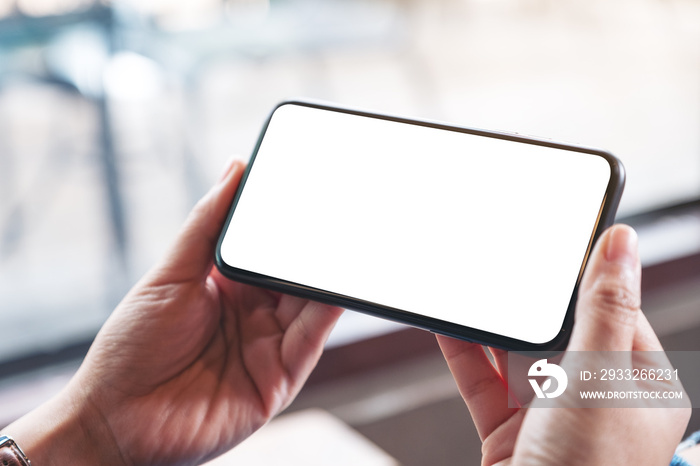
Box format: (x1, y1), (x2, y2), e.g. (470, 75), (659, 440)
(215, 100), (625, 351)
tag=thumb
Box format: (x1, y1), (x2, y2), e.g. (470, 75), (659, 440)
(568, 224), (642, 352)
(151, 158), (246, 283)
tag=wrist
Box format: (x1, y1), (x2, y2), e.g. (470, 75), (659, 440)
(0, 435), (31, 465)
(3, 381), (127, 466)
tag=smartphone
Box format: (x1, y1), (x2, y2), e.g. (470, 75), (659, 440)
(215, 100), (624, 351)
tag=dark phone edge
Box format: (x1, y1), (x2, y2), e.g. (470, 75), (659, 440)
(214, 99), (626, 352)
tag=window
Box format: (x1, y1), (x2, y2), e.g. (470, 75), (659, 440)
(1, 0), (699, 369)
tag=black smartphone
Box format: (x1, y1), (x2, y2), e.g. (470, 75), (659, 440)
(215, 100), (625, 351)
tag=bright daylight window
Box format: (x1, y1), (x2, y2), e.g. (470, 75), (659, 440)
(1, 0), (699, 365)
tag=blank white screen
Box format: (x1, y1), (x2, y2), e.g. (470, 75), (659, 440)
(220, 103), (612, 345)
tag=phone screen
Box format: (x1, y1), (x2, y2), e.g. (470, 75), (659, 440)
(216, 101), (624, 349)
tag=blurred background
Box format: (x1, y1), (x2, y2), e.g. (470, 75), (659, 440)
(1, 0), (700, 463)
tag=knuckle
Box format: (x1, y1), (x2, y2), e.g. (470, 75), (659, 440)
(587, 276), (641, 319)
(460, 374), (496, 402)
(294, 311), (317, 348)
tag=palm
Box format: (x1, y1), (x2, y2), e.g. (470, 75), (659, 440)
(75, 266), (340, 465)
(438, 225), (691, 466)
(3, 162), (343, 466)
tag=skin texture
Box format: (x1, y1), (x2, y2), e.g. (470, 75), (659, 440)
(438, 225), (692, 466)
(5, 160), (344, 465)
(3, 168), (691, 465)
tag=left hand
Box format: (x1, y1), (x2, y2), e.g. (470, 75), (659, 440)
(6, 160), (344, 465)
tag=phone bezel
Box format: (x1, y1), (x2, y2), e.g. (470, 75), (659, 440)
(214, 100), (625, 351)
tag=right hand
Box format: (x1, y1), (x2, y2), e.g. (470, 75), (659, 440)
(438, 225), (691, 465)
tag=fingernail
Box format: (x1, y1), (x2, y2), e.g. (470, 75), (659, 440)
(218, 157), (238, 184)
(605, 225), (638, 268)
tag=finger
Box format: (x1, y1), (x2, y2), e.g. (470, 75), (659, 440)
(633, 310), (663, 352)
(153, 159), (246, 283)
(488, 347), (510, 383)
(281, 302), (344, 383)
(487, 346), (531, 406)
(275, 294), (311, 329)
(436, 335), (519, 441)
(568, 224), (641, 352)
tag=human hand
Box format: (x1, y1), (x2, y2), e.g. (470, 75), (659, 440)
(438, 225), (691, 465)
(5, 160), (343, 465)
